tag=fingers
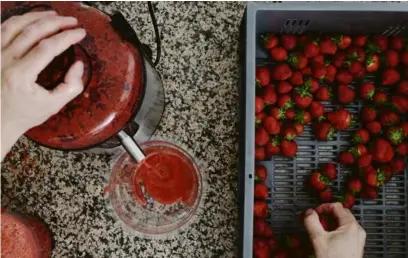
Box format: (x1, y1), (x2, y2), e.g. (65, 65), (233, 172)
(315, 202), (355, 226)
(51, 61), (84, 105)
(19, 28), (86, 78)
(5, 15), (78, 59)
(304, 209), (326, 239)
(1, 11), (56, 49)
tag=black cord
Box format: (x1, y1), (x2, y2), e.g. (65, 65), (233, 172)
(147, 2), (161, 67)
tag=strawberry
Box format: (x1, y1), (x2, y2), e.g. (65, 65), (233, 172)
(365, 121), (382, 135)
(327, 109), (352, 131)
(277, 81), (292, 94)
(370, 138), (395, 163)
(254, 200), (268, 217)
(255, 183), (269, 199)
(261, 33), (279, 49)
(396, 80), (408, 96)
(266, 238), (276, 251)
(390, 36), (404, 51)
(254, 218), (273, 237)
(335, 35), (352, 49)
(337, 84), (355, 104)
(359, 82), (375, 100)
(365, 54), (380, 72)
(372, 35), (388, 51)
(311, 54), (325, 67)
(396, 142), (408, 156)
(256, 67), (270, 86)
(320, 38), (337, 55)
(353, 129), (370, 144)
(255, 165), (267, 181)
(315, 87), (331, 101)
(361, 106), (377, 123)
(304, 40), (320, 58)
(336, 70), (353, 84)
(293, 123), (304, 135)
(350, 144), (368, 158)
(312, 65), (327, 80)
(385, 50), (399, 67)
(360, 187), (379, 200)
(320, 188), (333, 202)
(347, 178), (362, 193)
(263, 116), (280, 135)
(281, 34), (297, 50)
(325, 64), (337, 83)
(295, 110), (312, 125)
(256, 127), (269, 146)
(402, 122), (408, 137)
(386, 127), (404, 145)
(272, 63), (292, 81)
(391, 96), (408, 114)
(255, 146), (266, 161)
(285, 109), (296, 120)
(255, 96), (265, 113)
(309, 101), (325, 119)
(320, 163), (337, 180)
(253, 238), (270, 258)
(357, 154), (372, 168)
(333, 52), (346, 68)
(379, 111), (399, 126)
(349, 61), (364, 75)
(287, 53), (308, 70)
(301, 66), (312, 75)
(262, 85), (277, 105)
(353, 35), (366, 47)
(304, 78), (320, 93)
(269, 107), (285, 121)
(382, 68), (400, 86)
(347, 47), (365, 62)
(373, 91), (388, 105)
(309, 171), (329, 191)
(289, 71), (304, 86)
(313, 121), (336, 141)
(277, 94), (294, 110)
(364, 171), (379, 187)
(265, 137), (281, 157)
(402, 51), (408, 66)
(292, 86), (313, 109)
(269, 47), (288, 61)
(339, 151), (355, 165)
(390, 158), (406, 174)
(281, 139), (297, 157)
(341, 192), (355, 209)
(256, 112), (266, 128)
(378, 165), (393, 184)
(281, 125), (297, 140)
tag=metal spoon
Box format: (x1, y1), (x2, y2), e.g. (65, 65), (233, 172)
(117, 130), (146, 163)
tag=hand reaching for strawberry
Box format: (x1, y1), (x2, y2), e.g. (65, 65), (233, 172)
(304, 203), (366, 258)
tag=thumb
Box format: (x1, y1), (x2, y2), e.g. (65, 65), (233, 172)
(51, 61), (84, 104)
(304, 209), (326, 239)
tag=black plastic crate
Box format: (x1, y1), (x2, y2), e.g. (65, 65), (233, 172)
(239, 2), (408, 258)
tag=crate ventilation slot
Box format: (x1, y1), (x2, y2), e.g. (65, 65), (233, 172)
(281, 19), (310, 34)
(382, 23), (406, 36)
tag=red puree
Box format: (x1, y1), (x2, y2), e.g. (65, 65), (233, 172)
(133, 145), (198, 206)
(1, 211), (52, 258)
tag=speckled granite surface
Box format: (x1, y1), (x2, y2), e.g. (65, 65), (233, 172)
(1, 2), (246, 258)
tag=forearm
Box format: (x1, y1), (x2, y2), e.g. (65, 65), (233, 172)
(1, 121), (25, 162)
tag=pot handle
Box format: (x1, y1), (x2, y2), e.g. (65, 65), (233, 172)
(117, 130), (146, 163)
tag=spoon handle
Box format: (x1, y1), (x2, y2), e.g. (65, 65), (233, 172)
(118, 130), (146, 163)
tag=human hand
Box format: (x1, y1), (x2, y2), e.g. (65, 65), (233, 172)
(1, 11), (86, 159)
(303, 202), (366, 258)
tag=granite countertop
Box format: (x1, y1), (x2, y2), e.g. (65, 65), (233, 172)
(1, 2), (246, 257)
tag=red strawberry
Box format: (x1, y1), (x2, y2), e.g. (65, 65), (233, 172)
(286, 235), (302, 249)
(361, 187), (379, 200)
(255, 165), (267, 181)
(353, 129), (370, 144)
(277, 81), (292, 94)
(256, 67), (270, 86)
(391, 96), (408, 114)
(402, 122), (408, 137)
(390, 36), (404, 51)
(378, 165), (393, 184)
(255, 146), (266, 161)
(402, 51), (408, 66)
(285, 109), (296, 120)
(256, 112), (266, 127)
(311, 54), (325, 67)
(253, 238), (270, 258)
(277, 94), (294, 110)
(301, 66), (312, 75)
(256, 127), (269, 146)
(370, 138), (395, 163)
(341, 192), (355, 209)
(396, 80), (408, 96)
(265, 137), (281, 157)
(254, 218), (273, 237)
(266, 238), (276, 251)
(348, 61), (364, 75)
(320, 188), (333, 202)
(335, 35), (352, 49)
(255, 183), (269, 199)
(309, 171), (329, 191)
(269, 107), (284, 121)
(293, 123), (304, 135)
(357, 154), (372, 168)
(281, 139), (297, 157)
(261, 33), (278, 49)
(254, 200), (268, 217)
(327, 109), (352, 131)
(385, 50), (399, 67)
(379, 111), (399, 126)
(304, 78), (320, 93)
(295, 110), (312, 125)
(364, 171), (379, 187)
(347, 47), (365, 62)
(304, 41), (320, 58)
(262, 85), (277, 105)
(287, 53), (308, 70)
(320, 163), (337, 180)
(281, 125), (297, 140)
(365, 54), (380, 72)
(359, 82), (375, 100)
(386, 127), (404, 145)
(361, 106), (377, 123)
(309, 101), (325, 119)
(336, 70), (353, 84)
(325, 64), (337, 83)
(339, 151), (355, 165)
(337, 84), (355, 104)
(390, 158), (406, 174)
(269, 47), (288, 61)
(382, 68), (400, 86)
(281, 34), (297, 50)
(313, 121), (336, 141)
(312, 65), (327, 80)
(320, 38), (337, 55)
(272, 63), (292, 81)
(289, 71), (304, 86)
(373, 35), (389, 51)
(353, 35), (366, 47)
(315, 87), (331, 101)
(347, 178), (362, 193)
(255, 96), (265, 113)
(373, 91), (388, 105)
(333, 52), (346, 68)
(350, 144), (368, 158)
(365, 121), (382, 135)
(263, 116), (280, 135)
(292, 87), (313, 109)
(396, 142), (408, 156)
